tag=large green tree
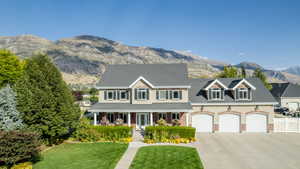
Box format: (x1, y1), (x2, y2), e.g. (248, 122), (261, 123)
(253, 68), (272, 90)
(14, 54), (80, 144)
(217, 66), (241, 78)
(0, 50), (24, 87)
(0, 85), (24, 131)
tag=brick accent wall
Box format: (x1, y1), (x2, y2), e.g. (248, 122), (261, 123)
(131, 113), (136, 125)
(179, 112), (186, 126)
(213, 124), (219, 132)
(268, 124), (274, 133)
(241, 124), (246, 132)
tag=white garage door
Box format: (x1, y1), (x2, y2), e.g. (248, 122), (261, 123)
(288, 103), (299, 111)
(192, 114), (213, 132)
(219, 114), (240, 132)
(246, 114), (267, 132)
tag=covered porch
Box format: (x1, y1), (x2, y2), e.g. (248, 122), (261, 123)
(88, 103), (192, 129)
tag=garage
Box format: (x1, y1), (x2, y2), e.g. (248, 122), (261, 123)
(288, 102), (299, 112)
(192, 114), (213, 132)
(246, 114), (267, 132)
(219, 114), (240, 132)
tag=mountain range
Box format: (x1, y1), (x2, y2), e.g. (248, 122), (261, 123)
(0, 34), (299, 85)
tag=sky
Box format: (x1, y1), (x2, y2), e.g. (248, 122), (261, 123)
(0, 0), (299, 69)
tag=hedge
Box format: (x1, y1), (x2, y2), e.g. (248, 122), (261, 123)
(74, 125), (132, 142)
(0, 131), (41, 167)
(144, 126), (196, 142)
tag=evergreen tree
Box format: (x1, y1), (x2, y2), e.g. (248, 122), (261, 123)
(0, 50), (24, 87)
(241, 66), (247, 78)
(218, 66), (241, 78)
(253, 68), (272, 90)
(14, 54), (80, 144)
(0, 85), (23, 131)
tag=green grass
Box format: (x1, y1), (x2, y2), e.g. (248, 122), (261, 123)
(34, 143), (128, 169)
(129, 146), (204, 169)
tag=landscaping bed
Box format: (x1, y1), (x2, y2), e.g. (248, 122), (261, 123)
(144, 126), (196, 143)
(129, 146), (203, 169)
(34, 143), (128, 169)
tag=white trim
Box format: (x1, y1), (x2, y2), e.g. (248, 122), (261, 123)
(89, 109), (193, 113)
(191, 102), (278, 106)
(204, 79), (228, 90)
(231, 79), (256, 90)
(129, 76), (155, 88)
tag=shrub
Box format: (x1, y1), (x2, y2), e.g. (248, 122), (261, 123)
(73, 124), (132, 142)
(156, 119), (167, 126)
(11, 162), (32, 169)
(144, 126), (195, 143)
(0, 131), (41, 167)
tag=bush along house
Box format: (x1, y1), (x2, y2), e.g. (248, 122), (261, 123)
(88, 64), (277, 133)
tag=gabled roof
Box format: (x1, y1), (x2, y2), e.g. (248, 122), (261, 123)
(189, 78), (277, 104)
(204, 79), (228, 90)
(230, 79), (256, 90)
(271, 83), (300, 98)
(96, 64), (190, 88)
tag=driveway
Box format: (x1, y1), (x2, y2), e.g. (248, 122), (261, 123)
(195, 133), (300, 169)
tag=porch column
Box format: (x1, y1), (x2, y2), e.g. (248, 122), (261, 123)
(127, 112), (131, 126)
(150, 112), (153, 126)
(93, 112), (97, 126)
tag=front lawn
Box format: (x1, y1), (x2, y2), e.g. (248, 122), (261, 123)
(129, 146), (204, 169)
(34, 143), (128, 169)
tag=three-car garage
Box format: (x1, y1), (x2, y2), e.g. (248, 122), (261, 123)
(191, 113), (268, 133)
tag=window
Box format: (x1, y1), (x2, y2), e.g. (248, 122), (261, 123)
(104, 90), (128, 100)
(158, 90), (167, 100)
(156, 90), (182, 100)
(107, 113), (114, 123)
(210, 88), (223, 100)
(172, 112), (180, 120)
(136, 88), (148, 100)
(158, 113), (167, 120)
(237, 88), (250, 100)
(172, 90), (180, 99)
(119, 90), (128, 100)
(107, 91), (115, 100)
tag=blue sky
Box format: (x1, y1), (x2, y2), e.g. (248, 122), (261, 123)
(0, 0), (299, 68)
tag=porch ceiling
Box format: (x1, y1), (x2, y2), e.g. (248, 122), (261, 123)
(88, 103), (192, 113)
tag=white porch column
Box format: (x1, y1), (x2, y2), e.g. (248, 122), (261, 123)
(93, 112), (97, 126)
(127, 112), (131, 126)
(150, 112), (153, 126)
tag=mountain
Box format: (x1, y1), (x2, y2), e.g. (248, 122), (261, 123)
(284, 66), (300, 76)
(235, 62), (264, 70)
(0, 34), (299, 85)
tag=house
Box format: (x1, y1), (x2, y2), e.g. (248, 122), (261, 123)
(270, 83), (300, 112)
(88, 64), (277, 133)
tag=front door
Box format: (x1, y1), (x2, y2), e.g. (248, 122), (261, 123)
(137, 113), (149, 130)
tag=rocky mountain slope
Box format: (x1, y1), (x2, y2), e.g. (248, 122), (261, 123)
(284, 66), (300, 76)
(0, 34), (299, 85)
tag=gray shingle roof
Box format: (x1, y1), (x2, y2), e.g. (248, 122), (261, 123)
(96, 64), (189, 87)
(89, 103), (192, 112)
(189, 78), (277, 104)
(271, 83), (300, 98)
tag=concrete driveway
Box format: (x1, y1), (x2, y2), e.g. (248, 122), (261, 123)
(195, 133), (300, 169)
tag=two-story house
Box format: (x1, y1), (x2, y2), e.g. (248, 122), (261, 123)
(89, 64), (277, 133)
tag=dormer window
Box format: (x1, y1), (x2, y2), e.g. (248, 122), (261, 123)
(209, 88), (224, 100)
(236, 88), (251, 100)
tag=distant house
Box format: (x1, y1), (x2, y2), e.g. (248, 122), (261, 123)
(271, 83), (300, 112)
(88, 64), (277, 133)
